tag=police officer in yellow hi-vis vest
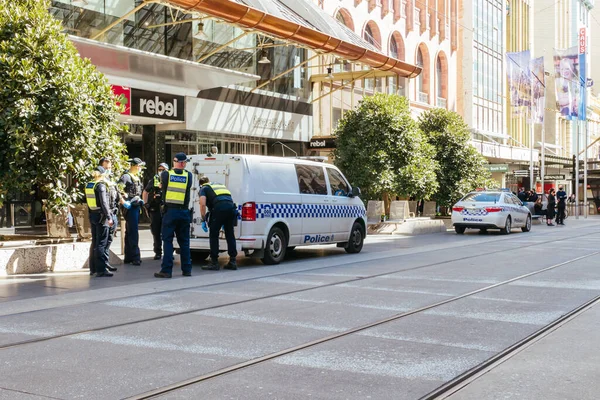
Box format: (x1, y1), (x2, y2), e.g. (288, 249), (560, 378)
(154, 153), (193, 278)
(198, 176), (238, 271)
(143, 162), (169, 260)
(86, 166), (115, 277)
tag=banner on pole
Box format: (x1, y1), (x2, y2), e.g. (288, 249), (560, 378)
(578, 27), (586, 121)
(506, 51), (531, 116)
(530, 57), (545, 124)
(554, 46), (580, 120)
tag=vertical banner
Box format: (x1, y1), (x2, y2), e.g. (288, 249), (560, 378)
(579, 27), (587, 121)
(554, 46), (580, 119)
(506, 51), (532, 116)
(529, 57), (545, 124)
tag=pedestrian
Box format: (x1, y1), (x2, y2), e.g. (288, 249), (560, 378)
(533, 197), (543, 216)
(547, 188), (556, 226)
(556, 186), (567, 225)
(198, 176), (238, 271)
(154, 153), (193, 278)
(98, 157), (124, 272)
(143, 163), (169, 260)
(119, 158), (145, 265)
(517, 187), (527, 202)
(86, 166), (115, 277)
(529, 190), (538, 202)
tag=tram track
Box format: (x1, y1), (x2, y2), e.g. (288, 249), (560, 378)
(123, 251), (600, 399)
(0, 229), (596, 352)
(0, 228), (598, 353)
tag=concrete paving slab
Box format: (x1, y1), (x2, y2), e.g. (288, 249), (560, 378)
(446, 304), (600, 400)
(341, 276), (491, 296)
(0, 388), (51, 400)
(163, 334), (495, 400)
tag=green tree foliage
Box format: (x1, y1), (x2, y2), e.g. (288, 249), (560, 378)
(0, 0), (127, 210)
(333, 94), (438, 201)
(418, 108), (495, 208)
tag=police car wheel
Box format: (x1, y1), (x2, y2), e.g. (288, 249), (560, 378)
(455, 226), (466, 234)
(522, 215), (532, 232)
(191, 251), (210, 262)
(262, 227), (287, 265)
(501, 216), (512, 234)
(345, 222), (364, 254)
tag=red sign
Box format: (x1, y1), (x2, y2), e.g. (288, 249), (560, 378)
(111, 85), (131, 115)
(579, 27), (586, 54)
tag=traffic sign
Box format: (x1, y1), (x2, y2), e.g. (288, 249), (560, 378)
(544, 175), (565, 180)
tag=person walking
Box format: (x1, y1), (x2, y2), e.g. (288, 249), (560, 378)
(556, 186), (567, 225)
(120, 158), (145, 265)
(143, 163), (169, 260)
(154, 153), (193, 278)
(547, 189), (556, 226)
(198, 176), (238, 271)
(86, 166), (115, 277)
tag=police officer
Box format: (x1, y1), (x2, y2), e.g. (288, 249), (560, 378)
(154, 153), (193, 278)
(556, 186), (567, 225)
(98, 157), (122, 272)
(198, 176), (237, 271)
(143, 163), (168, 260)
(86, 166), (114, 277)
(120, 158), (145, 265)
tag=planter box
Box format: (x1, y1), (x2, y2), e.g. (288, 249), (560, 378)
(71, 204), (91, 239)
(0, 242), (91, 276)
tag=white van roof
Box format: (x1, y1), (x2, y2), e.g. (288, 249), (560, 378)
(190, 154), (335, 168)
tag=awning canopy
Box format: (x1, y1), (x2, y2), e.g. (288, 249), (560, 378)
(70, 36), (260, 96)
(167, 0), (421, 78)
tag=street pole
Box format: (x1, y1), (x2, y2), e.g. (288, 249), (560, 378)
(529, 117), (534, 191)
(584, 118), (588, 218)
(575, 119), (579, 219)
(541, 126), (545, 194)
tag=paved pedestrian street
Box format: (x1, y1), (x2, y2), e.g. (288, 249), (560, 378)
(1, 220), (600, 399)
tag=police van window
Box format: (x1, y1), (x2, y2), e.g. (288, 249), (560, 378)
(295, 165), (327, 195)
(461, 192), (501, 202)
(327, 168), (350, 196)
(260, 162), (299, 194)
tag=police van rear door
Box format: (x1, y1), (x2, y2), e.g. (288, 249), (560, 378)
(189, 154), (241, 239)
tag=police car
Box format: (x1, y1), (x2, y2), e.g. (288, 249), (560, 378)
(451, 190), (532, 234)
(185, 154), (367, 265)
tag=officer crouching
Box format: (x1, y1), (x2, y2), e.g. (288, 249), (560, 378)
(198, 177), (238, 271)
(86, 166), (115, 277)
(154, 153), (193, 278)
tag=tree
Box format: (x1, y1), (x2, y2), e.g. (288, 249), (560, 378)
(0, 0), (127, 211)
(418, 108), (495, 209)
(333, 94), (438, 205)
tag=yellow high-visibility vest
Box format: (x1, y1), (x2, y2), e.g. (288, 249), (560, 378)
(85, 181), (100, 211)
(203, 183), (231, 197)
(153, 175), (160, 188)
(165, 170), (188, 205)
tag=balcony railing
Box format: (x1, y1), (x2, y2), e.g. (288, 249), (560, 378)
(418, 92), (429, 103)
(437, 97), (447, 108)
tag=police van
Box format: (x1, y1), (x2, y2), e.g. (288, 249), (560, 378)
(185, 154), (367, 265)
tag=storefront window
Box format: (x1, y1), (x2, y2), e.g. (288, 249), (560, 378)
(50, 1), (310, 100)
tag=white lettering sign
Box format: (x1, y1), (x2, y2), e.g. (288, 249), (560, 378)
(140, 96), (178, 118)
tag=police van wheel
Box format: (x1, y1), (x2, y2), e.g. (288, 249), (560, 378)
(345, 222), (364, 254)
(262, 227), (287, 265)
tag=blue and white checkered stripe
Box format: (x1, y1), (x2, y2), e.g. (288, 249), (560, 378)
(238, 203), (365, 219)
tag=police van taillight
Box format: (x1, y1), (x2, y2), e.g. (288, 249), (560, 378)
(242, 202), (256, 221)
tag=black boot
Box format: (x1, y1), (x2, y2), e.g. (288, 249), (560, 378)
(224, 258), (237, 270)
(202, 260), (220, 271)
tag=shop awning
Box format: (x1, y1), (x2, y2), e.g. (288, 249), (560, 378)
(70, 36), (260, 97)
(167, 0), (421, 78)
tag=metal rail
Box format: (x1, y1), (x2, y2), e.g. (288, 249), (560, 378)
(125, 251), (599, 399)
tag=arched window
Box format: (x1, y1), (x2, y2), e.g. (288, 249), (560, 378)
(415, 43), (431, 103)
(390, 38), (398, 59)
(417, 48), (424, 93)
(362, 21), (382, 50)
(435, 51), (448, 107)
(364, 24), (375, 46)
(335, 8), (355, 31)
(436, 57), (443, 97)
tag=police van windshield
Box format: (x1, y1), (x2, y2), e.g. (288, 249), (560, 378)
(461, 192), (501, 202)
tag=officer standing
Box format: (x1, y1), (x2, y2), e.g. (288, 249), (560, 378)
(198, 176), (237, 271)
(556, 186), (567, 225)
(154, 153), (193, 278)
(143, 163), (168, 260)
(98, 157), (123, 272)
(86, 166), (115, 277)
(120, 158), (145, 265)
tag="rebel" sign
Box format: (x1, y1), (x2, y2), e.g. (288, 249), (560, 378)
(131, 89), (185, 121)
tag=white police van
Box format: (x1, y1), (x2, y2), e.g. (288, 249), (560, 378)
(186, 154), (367, 265)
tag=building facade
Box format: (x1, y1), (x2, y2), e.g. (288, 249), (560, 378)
(312, 0), (458, 144)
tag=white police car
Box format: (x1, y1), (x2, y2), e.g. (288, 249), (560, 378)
(451, 190), (532, 234)
(186, 154), (367, 265)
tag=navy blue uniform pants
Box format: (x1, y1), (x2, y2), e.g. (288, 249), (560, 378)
(104, 213), (117, 264)
(160, 208), (192, 275)
(209, 204), (237, 262)
(89, 212), (110, 274)
(124, 205), (141, 263)
(150, 209), (162, 256)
